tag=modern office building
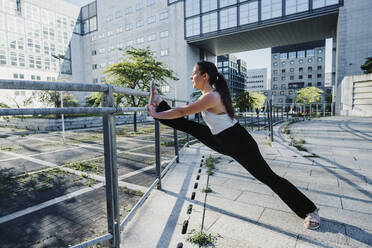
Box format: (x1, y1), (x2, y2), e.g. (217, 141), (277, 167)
(217, 54), (246, 97)
(269, 40), (326, 105)
(245, 68), (267, 92)
(0, 0), (80, 107)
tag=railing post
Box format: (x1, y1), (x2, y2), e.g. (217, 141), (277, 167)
(60, 91), (65, 144)
(323, 103), (325, 117)
(269, 99), (274, 142)
(172, 100), (179, 163)
(102, 85), (120, 248)
(155, 119), (162, 189)
(186, 101), (190, 147)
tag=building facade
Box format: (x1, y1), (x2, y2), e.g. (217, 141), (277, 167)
(269, 40), (326, 105)
(0, 0), (80, 107)
(217, 54), (246, 97)
(245, 68), (267, 92)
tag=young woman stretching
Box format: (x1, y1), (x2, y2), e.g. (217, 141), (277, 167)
(146, 61), (320, 229)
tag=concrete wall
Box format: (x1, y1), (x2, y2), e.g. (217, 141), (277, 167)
(340, 73), (372, 117)
(335, 0), (372, 114)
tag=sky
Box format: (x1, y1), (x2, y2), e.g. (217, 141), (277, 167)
(64, 0), (92, 6)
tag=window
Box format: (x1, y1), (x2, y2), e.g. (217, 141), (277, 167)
(136, 2), (144, 10)
(136, 37), (144, 44)
(239, 1), (258, 25)
(107, 31), (113, 37)
(273, 54), (278, 59)
(299, 75), (303, 79)
(317, 74), (322, 78)
(92, 64), (97, 69)
(148, 33), (156, 41)
(273, 70), (278, 75)
(289, 60), (294, 65)
(317, 57), (322, 62)
(317, 82), (322, 86)
(317, 65), (322, 70)
(281, 69), (286, 73)
(126, 40), (134, 47)
(159, 30), (169, 38)
(148, 16), (156, 24)
(317, 49), (323, 54)
(160, 12), (168, 20)
(262, 0), (282, 20)
(280, 53), (287, 60)
(93, 78), (98, 83)
(160, 49), (168, 57)
(147, 0), (156, 7)
(306, 49), (314, 57)
(290, 68), (294, 72)
(281, 84), (286, 89)
(220, 7), (237, 29)
(202, 0), (218, 12)
(99, 48), (105, 54)
(202, 12), (217, 33)
(280, 91), (284, 95)
(13, 73), (18, 79)
(289, 90), (293, 95)
(125, 7), (133, 15)
(273, 84), (278, 89)
(308, 66), (312, 72)
(186, 17), (200, 37)
(185, 0), (200, 17)
(290, 76), (294, 80)
(298, 50), (305, 58)
(281, 61), (286, 66)
(308, 74), (312, 79)
(308, 82), (312, 86)
(115, 11), (123, 18)
(289, 51), (296, 59)
(106, 15), (113, 22)
(299, 59), (303, 64)
(286, 0), (309, 15)
(281, 76), (285, 80)
(273, 62), (278, 66)
(308, 58), (312, 63)
(125, 23), (133, 31)
(299, 67), (303, 73)
(117, 27), (123, 33)
(136, 20), (144, 28)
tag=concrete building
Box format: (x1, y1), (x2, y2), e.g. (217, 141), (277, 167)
(245, 68), (267, 92)
(269, 40), (326, 105)
(217, 54), (246, 97)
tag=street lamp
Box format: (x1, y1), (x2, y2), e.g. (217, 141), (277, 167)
(52, 54), (66, 144)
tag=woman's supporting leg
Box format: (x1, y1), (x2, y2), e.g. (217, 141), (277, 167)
(154, 101), (226, 155)
(221, 124), (316, 219)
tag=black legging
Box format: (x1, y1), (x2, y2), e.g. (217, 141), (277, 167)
(155, 101), (316, 219)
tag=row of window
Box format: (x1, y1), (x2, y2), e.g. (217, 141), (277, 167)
(106, 9), (168, 24)
(273, 74), (323, 81)
(274, 49), (323, 60)
(273, 66), (322, 74)
(273, 57), (322, 66)
(272, 82), (322, 90)
(185, 0), (340, 37)
(12, 73), (57, 82)
(247, 85), (264, 89)
(247, 80), (264, 83)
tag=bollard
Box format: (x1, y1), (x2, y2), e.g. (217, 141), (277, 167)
(155, 120), (162, 189)
(172, 101), (179, 163)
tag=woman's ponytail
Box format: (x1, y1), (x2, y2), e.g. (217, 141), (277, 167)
(197, 61), (235, 119)
(215, 73), (235, 119)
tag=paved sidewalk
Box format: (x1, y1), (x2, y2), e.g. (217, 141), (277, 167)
(121, 117), (372, 248)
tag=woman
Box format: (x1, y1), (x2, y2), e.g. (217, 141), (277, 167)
(146, 61), (320, 229)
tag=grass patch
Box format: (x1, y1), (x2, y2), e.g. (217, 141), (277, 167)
(186, 229), (218, 247)
(122, 186), (144, 197)
(0, 146), (14, 151)
(66, 158), (104, 174)
(202, 186), (212, 193)
(303, 153), (319, 158)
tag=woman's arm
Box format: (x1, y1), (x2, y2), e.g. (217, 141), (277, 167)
(147, 93), (218, 119)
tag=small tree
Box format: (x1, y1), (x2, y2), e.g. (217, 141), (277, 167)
(250, 92), (266, 111)
(38, 91), (78, 108)
(361, 57), (372, 74)
(87, 47), (178, 132)
(234, 91), (254, 112)
(295, 87), (324, 104)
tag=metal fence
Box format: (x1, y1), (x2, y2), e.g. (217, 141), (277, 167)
(0, 79), (334, 247)
(0, 79), (191, 248)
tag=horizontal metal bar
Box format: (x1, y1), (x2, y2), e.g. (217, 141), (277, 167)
(70, 233), (113, 248)
(0, 79), (109, 92)
(0, 107), (116, 116)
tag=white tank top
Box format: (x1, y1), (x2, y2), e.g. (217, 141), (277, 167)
(201, 110), (238, 135)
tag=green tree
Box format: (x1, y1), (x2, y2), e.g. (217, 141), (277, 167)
(233, 91), (254, 112)
(87, 47), (178, 132)
(250, 92), (266, 111)
(38, 91), (79, 108)
(361, 57), (372, 74)
(295, 87), (324, 103)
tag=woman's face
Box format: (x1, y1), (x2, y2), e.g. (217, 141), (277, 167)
(190, 65), (207, 89)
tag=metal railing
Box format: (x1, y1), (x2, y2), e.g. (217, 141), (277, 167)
(0, 79), (191, 248)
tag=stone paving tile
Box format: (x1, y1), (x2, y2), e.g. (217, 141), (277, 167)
(0, 158), (47, 175)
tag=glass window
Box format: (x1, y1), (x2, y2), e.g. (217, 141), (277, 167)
(160, 30), (169, 38)
(317, 49), (323, 54)
(317, 57), (322, 62)
(147, 0), (156, 7)
(1, 50), (7, 64)
(125, 7), (133, 15)
(115, 11), (123, 18)
(317, 65), (322, 70)
(186, 16), (200, 37)
(136, 2), (144, 10)
(220, 7), (237, 29)
(280, 53), (287, 59)
(185, 0), (200, 17)
(160, 49), (168, 56)
(286, 0), (308, 15)
(220, 0), (237, 8)
(282, 61), (286, 66)
(136, 37), (144, 44)
(160, 12), (168, 20)
(202, 0), (217, 12)
(308, 66), (312, 71)
(148, 16), (156, 24)
(308, 74), (312, 79)
(273, 62), (278, 66)
(317, 82), (322, 86)
(299, 75), (303, 79)
(317, 74), (322, 78)
(239, 1), (258, 25)
(306, 49), (314, 57)
(106, 15), (113, 22)
(289, 51), (296, 58)
(125, 23), (133, 31)
(298, 50), (305, 58)
(202, 12), (217, 33)
(136, 19), (144, 28)
(308, 82), (312, 86)
(290, 60), (294, 65)
(308, 58), (313, 63)
(148, 33), (156, 41)
(262, 0), (282, 20)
